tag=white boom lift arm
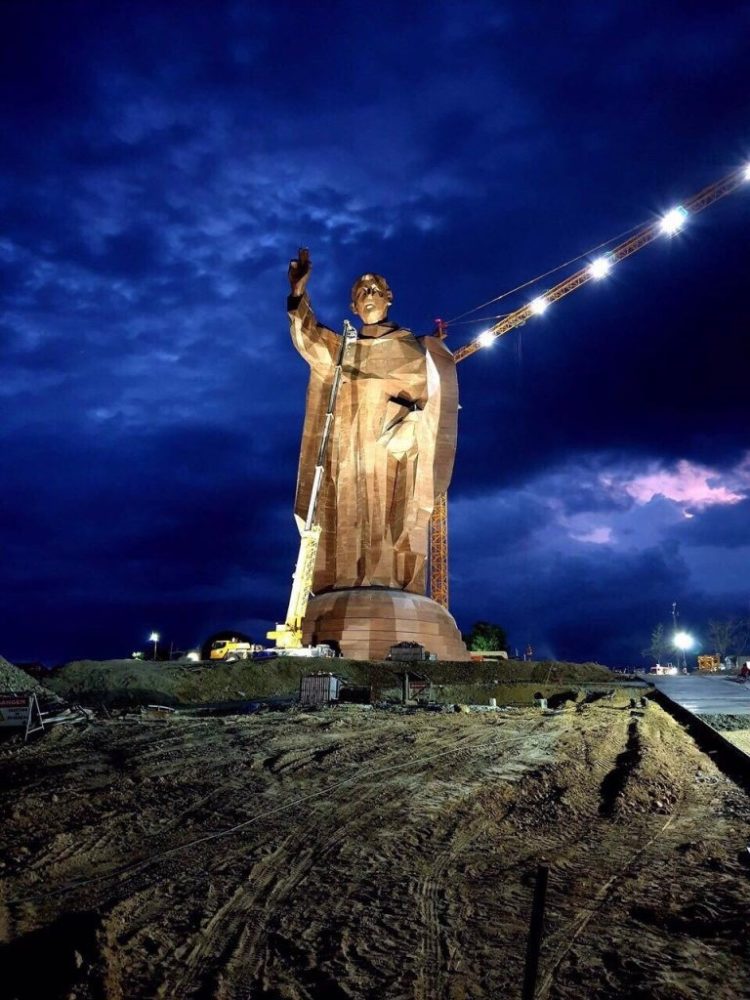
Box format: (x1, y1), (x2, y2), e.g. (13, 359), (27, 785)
(268, 319), (358, 648)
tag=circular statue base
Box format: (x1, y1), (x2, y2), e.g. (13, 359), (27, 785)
(302, 588), (469, 661)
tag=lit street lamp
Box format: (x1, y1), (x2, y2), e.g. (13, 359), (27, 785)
(149, 631), (160, 660)
(673, 630), (694, 671)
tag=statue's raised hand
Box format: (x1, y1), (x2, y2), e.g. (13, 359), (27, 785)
(288, 247), (312, 296)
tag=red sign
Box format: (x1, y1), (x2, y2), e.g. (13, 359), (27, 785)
(0, 695), (31, 727)
(0, 696), (28, 709)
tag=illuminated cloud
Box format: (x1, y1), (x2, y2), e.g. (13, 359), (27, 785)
(570, 526), (613, 545)
(612, 457), (750, 511)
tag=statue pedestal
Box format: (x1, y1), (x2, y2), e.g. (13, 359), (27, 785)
(302, 588), (469, 661)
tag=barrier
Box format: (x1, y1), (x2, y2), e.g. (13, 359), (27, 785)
(0, 693), (45, 741)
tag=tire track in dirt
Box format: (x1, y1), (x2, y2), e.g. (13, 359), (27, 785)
(414, 821), (476, 1000)
(28, 826), (117, 874)
(94, 719), (551, 998)
(161, 783), (396, 994)
(533, 703), (724, 999)
(409, 718), (563, 1000)
(9, 700), (746, 999)
(14, 723), (408, 921)
(425, 703), (636, 998)
(166, 836), (317, 998)
(433, 701), (695, 999)
(126, 725), (430, 997)
(150, 719), (550, 998)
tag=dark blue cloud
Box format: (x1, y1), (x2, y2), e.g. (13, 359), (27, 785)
(677, 497), (750, 549)
(1, 0), (749, 664)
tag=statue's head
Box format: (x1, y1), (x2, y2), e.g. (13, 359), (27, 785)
(350, 273), (393, 325)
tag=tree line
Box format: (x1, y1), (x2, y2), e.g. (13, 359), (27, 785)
(643, 617), (750, 665)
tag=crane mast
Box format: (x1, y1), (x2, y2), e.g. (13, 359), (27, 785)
(268, 319), (358, 649)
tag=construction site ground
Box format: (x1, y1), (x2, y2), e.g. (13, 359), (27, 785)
(2, 690), (750, 999)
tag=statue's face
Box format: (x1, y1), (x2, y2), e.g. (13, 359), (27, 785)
(352, 279), (391, 324)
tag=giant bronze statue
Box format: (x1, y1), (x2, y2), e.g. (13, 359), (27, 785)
(286, 248), (468, 660)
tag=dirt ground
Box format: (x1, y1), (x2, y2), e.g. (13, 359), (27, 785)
(2, 693), (750, 999)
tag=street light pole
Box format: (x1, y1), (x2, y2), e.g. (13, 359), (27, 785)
(149, 631), (160, 661)
(674, 631), (694, 672)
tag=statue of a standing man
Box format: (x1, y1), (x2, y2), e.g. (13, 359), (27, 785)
(287, 248), (458, 599)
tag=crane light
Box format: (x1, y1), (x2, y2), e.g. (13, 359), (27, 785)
(659, 206), (689, 236)
(529, 295), (549, 316)
(588, 255), (613, 280)
(477, 330), (495, 348)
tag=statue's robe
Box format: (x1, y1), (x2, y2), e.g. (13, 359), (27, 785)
(288, 292), (458, 595)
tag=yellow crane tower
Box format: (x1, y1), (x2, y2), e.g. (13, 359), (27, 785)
(428, 162), (750, 610)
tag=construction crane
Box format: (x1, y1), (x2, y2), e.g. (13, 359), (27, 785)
(429, 161), (750, 609)
(268, 319), (358, 648)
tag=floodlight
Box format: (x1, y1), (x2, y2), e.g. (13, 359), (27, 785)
(744, 162), (750, 181)
(477, 330), (495, 348)
(529, 295), (549, 316)
(673, 631), (693, 650)
(659, 206), (689, 236)
(588, 255), (613, 280)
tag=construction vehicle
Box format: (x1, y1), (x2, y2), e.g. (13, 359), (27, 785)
(268, 319), (358, 650)
(209, 639), (263, 661)
(697, 654), (721, 672)
(386, 641), (431, 662)
(281, 643), (336, 659)
(649, 664), (679, 676)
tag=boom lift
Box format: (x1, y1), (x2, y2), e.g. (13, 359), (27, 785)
(268, 319), (358, 649)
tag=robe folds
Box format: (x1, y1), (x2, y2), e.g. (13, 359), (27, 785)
(288, 292), (458, 595)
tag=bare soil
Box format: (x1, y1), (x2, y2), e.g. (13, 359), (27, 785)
(1, 693), (750, 999)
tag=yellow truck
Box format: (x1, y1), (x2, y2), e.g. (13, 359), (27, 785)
(209, 640), (262, 662)
(697, 654), (721, 672)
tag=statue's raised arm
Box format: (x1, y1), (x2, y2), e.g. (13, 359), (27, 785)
(287, 247), (338, 376)
(288, 247), (312, 298)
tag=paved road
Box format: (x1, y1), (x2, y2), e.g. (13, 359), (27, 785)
(650, 674), (750, 716)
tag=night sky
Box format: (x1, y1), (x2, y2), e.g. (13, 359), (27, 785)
(2, 1), (749, 666)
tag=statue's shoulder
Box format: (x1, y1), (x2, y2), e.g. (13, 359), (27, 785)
(421, 333), (457, 364)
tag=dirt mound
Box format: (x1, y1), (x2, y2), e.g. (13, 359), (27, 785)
(47, 657), (615, 707)
(0, 655), (53, 697)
